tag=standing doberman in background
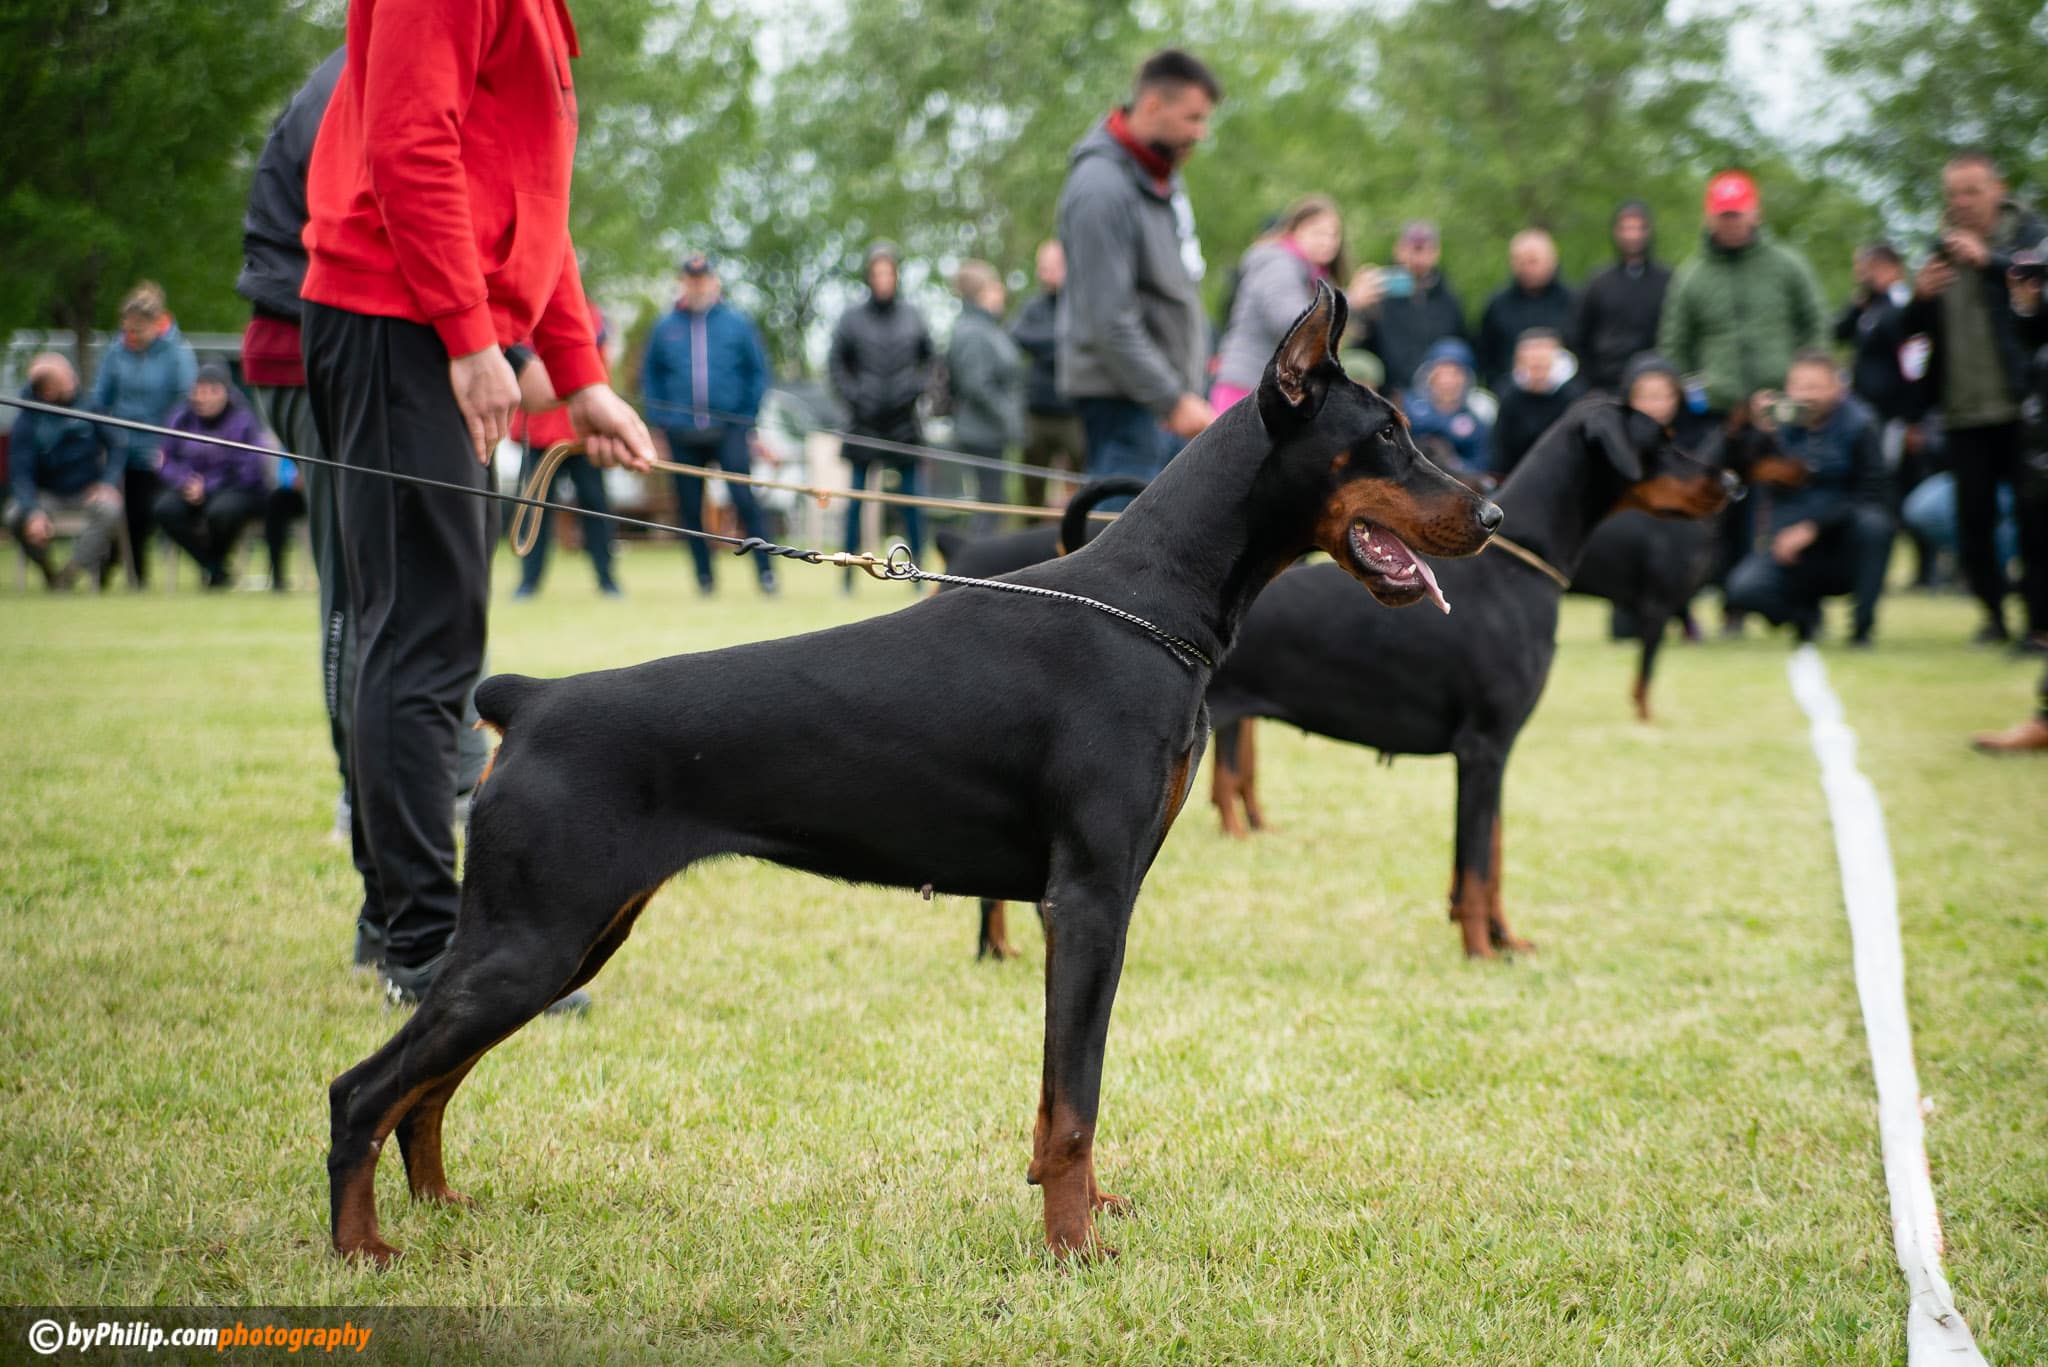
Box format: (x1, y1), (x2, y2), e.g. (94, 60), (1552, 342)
(324, 287), (1502, 1265)
(1207, 397), (1730, 957)
(932, 476), (1147, 581)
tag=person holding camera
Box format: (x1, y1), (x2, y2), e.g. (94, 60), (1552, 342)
(1722, 351), (1893, 646)
(1349, 220), (1469, 406)
(1972, 259), (2048, 751)
(1905, 149), (2048, 653)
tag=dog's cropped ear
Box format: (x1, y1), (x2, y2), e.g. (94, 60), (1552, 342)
(1584, 400), (1645, 481)
(1259, 281), (1343, 425)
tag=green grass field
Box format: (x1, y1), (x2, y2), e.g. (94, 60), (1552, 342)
(2, 540), (2043, 1363)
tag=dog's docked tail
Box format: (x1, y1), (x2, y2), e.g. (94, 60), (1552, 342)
(474, 673), (549, 733)
(1056, 476), (1149, 554)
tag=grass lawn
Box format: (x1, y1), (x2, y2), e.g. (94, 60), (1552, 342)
(1, 539), (2042, 1363)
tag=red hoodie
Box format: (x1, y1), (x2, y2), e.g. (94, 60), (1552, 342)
(301, 0), (605, 395)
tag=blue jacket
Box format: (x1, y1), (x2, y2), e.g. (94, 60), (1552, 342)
(89, 325), (198, 470)
(1767, 395), (1887, 535)
(8, 385), (113, 510)
(1404, 338), (1492, 471)
(641, 301), (769, 433)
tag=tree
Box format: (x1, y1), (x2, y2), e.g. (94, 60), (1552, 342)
(1823, 0), (2048, 220)
(0, 1), (338, 351)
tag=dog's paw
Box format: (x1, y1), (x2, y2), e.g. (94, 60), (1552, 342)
(337, 1237), (404, 1268)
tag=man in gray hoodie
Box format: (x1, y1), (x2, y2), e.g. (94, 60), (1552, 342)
(1055, 49), (1220, 494)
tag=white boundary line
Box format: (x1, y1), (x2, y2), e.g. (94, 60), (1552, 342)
(1787, 646), (1986, 1364)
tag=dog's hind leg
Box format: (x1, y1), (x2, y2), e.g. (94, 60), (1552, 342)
(1210, 720), (1249, 838)
(1632, 608), (1671, 723)
(329, 873), (661, 1263)
(396, 888), (658, 1207)
(1236, 720), (1268, 832)
(977, 900), (1017, 960)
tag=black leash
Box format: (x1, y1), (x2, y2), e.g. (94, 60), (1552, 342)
(0, 396), (1209, 668)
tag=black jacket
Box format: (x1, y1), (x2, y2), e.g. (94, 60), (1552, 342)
(1832, 283), (1926, 422)
(1492, 377), (1586, 477)
(1901, 200), (2048, 416)
(1010, 290), (1070, 417)
(236, 48), (344, 320)
(828, 294), (934, 442)
(1571, 259), (1670, 393)
(1477, 277), (1574, 391)
(1353, 277), (1468, 399)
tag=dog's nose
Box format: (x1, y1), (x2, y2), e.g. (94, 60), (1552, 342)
(1477, 501), (1504, 532)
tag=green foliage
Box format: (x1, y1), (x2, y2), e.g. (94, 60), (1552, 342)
(0, 0), (338, 340)
(1824, 0), (2048, 217)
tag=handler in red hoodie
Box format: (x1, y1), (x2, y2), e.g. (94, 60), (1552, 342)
(300, 0), (653, 1004)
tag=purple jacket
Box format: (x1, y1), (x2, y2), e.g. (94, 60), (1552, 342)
(158, 396), (274, 495)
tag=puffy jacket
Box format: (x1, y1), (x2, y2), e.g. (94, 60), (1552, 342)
(947, 304), (1025, 451)
(88, 325), (197, 470)
(157, 391), (275, 496)
(1213, 238), (1324, 392)
(828, 294), (933, 441)
(1403, 339), (1491, 470)
(641, 300), (770, 433)
(7, 385), (113, 510)
(1657, 229), (1827, 412)
(1054, 117), (1208, 414)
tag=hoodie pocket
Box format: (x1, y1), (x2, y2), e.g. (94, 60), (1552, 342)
(482, 190), (569, 317)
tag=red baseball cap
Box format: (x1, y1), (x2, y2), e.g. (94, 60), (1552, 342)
(1705, 170), (1760, 215)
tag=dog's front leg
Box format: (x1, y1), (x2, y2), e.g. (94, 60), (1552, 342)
(1026, 862), (1135, 1259)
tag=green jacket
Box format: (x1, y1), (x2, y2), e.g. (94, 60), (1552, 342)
(1656, 229), (1827, 412)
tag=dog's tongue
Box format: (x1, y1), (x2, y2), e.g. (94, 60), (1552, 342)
(1366, 526), (1451, 614)
(1412, 553), (1450, 614)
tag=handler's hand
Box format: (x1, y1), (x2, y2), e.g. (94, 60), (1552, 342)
(566, 384), (655, 472)
(22, 511), (52, 547)
(449, 346), (520, 465)
(1772, 520), (1818, 567)
(1165, 392), (1215, 440)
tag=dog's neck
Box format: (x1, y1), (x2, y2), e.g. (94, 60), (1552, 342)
(1489, 416), (1629, 580)
(1078, 400), (1312, 663)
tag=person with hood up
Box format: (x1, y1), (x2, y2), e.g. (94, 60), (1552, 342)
(1477, 229), (1574, 390)
(1055, 48), (1220, 495)
(1571, 201), (1673, 394)
(89, 281), (197, 586)
(151, 364), (277, 588)
(828, 242), (935, 570)
(1403, 338), (1492, 477)
(1490, 329), (1586, 477)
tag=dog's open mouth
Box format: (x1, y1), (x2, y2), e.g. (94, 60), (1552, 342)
(1348, 519), (1449, 613)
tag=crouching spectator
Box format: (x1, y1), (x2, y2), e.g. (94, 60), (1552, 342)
(5, 353), (122, 589)
(152, 364), (275, 589)
(1723, 350), (1892, 645)
(1403, 339), (1492, 482)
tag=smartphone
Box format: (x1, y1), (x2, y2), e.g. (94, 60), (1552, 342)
(1381, 267), (1414, 300)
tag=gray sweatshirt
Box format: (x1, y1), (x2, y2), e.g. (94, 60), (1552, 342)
(1053, 119), (1208, 415)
